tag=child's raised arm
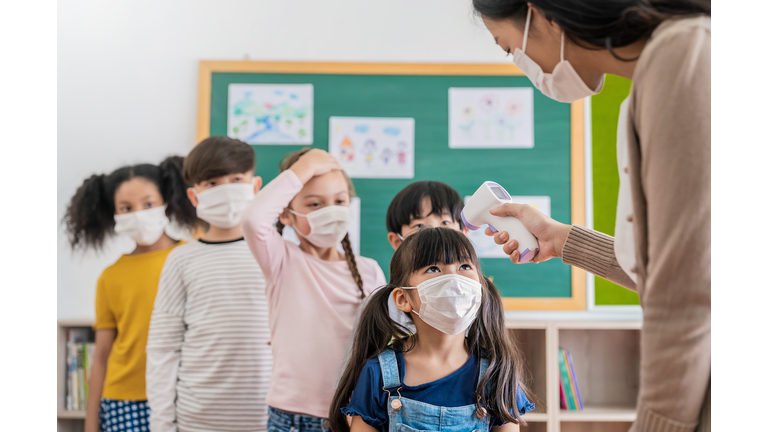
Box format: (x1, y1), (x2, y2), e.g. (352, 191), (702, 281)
(241, 149), (342, 283)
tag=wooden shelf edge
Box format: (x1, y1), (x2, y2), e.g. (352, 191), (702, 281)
(556, 320), (642, 330)
(522, 412), (547, 422)
(58, 320), (94, 328)
(558, 407), (637, 422)
(58, 410), (86, 419)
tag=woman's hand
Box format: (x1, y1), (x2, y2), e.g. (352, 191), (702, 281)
(290, 149), (343, 184)
(484, 203), (572, 264)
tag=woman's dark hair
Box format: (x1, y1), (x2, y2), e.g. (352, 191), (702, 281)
(183, 135), (256, 185)
(472, 0), (710, 61)
(330, 228), (531, 431)
(64, 156), (200, 250)
(276, 148), (365, 299)
(386, 181), (465, 235)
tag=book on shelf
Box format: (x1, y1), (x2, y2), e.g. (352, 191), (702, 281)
(64, 328), (95, 411)
(565, 349), (584, 410)
(558, 348), (583, 411)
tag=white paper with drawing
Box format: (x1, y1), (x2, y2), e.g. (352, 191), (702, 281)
(465, 195), (550, 258)
(328, 117), (415, 179)
(449, 87), (534, 149)
(227, 84), (313, 145)
(282, 197), (361, 255)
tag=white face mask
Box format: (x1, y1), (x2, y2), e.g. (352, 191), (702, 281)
(512, 7), (605, 103)
(113, 205), (169, 246)
(402, 274), (483, 335)
(194, 182), (255, 229)
(290, 205), (351, 248)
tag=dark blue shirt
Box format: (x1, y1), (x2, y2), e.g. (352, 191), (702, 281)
(341, 349), (534, 432)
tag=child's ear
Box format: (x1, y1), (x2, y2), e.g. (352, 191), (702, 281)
(278, 208), (293, 227)
(253, 176), (263, 194)
(462, 226), (469, 235)
(387, 232), (402, 250)
(392, 288), (413, 313)
(186, 187), (199, 208)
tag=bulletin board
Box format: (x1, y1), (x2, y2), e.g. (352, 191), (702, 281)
(197, 61), (586, 310)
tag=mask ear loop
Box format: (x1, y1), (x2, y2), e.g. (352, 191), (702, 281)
(522, 7), (532, 53)
(560, 30), (565, 62)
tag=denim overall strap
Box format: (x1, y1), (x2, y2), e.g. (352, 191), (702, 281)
(377, 349), (401, 390)
(477, 357), (491, 401)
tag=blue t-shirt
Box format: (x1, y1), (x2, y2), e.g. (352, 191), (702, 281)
(341, 349), (534, 432)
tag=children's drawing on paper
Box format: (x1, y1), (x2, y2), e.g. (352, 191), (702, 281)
(329, 117), (415, 179)
(465, 195), (551, 258)
(227, 84), (313, 145)
(449, 87), (534, 149)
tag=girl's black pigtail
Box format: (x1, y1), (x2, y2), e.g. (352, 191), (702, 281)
(158, 155), (201, 231)
(64, 173), (114, 250)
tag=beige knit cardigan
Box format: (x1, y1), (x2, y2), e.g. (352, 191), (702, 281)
(561, 16), (711, 432)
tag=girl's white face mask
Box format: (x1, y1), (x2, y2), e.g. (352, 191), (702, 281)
(512, 7), (604, 103)
(113, 205), (169, 246)
(194, 182), (255, 229)
(401, 274), (483, 335)
(290, 205), (351, 248)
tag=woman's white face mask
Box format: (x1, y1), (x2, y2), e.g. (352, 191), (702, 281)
(512, 7), (605, 103)
(113, 205), (169, 246)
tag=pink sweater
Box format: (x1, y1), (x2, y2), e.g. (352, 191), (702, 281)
(242, 170), (386, 418)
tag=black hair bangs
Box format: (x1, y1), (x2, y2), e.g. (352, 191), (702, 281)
(385, 181), (465, 234)
(393, 228), (479, 278)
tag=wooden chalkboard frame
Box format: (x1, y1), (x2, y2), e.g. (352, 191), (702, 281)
(196, 61), (586, 311)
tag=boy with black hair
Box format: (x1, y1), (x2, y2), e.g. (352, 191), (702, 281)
(385, 180), (468, 249)
(146, 136), (271, 432)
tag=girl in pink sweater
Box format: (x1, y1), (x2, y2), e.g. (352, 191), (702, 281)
(242, 148), (386, 431)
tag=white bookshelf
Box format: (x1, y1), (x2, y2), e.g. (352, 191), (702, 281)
(508, 319), (641, 432)
(58, 320), (92, 432)
(58, 319), (640, 432)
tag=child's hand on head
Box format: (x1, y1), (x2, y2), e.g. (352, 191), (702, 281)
(290, 149), (343, 184)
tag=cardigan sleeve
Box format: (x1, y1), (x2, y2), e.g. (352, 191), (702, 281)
(561, 225), (637, 290)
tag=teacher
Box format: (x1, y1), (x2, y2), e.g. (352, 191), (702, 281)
(472, 1), (710, 432)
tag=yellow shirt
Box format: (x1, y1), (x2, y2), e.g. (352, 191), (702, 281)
(94, 241), (183, 400)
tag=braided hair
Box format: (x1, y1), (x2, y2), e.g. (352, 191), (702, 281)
(276, 148), (365, 299)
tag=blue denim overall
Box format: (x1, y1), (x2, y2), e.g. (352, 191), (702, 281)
(378, 349), (491, 432)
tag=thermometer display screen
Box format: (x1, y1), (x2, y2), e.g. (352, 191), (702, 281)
(490, 186), (510, 200)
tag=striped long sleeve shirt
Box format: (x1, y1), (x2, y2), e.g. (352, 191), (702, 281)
(146, 238), (271, 432)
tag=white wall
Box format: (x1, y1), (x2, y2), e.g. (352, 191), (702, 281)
(57, 0), (511, 320)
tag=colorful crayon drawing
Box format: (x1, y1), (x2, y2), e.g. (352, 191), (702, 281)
(339, 137), (355, 162)
(397, 141), (407, 167)
(363, 139), (377, 167)
(448, 87), (534, 149)
(328, 117), (415, 179)
(380, 147), (394, 164)
(227, 84), (313, 145)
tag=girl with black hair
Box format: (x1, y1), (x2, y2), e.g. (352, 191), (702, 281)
(63, 156), (199, 432)
(472, 1), (710, 431)
(331, 228), (534, 432)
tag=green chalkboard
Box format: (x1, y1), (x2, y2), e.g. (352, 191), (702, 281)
(204, 65), (577, 301)
(591, 74), (640, 306)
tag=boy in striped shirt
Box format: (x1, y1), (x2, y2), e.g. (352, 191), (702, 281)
(146, 136), (271, 432)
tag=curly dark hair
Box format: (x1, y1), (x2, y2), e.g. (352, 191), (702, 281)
(64, 155), (201, 250)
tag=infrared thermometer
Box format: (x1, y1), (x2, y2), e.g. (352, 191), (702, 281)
(461, 181), (540, 263)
